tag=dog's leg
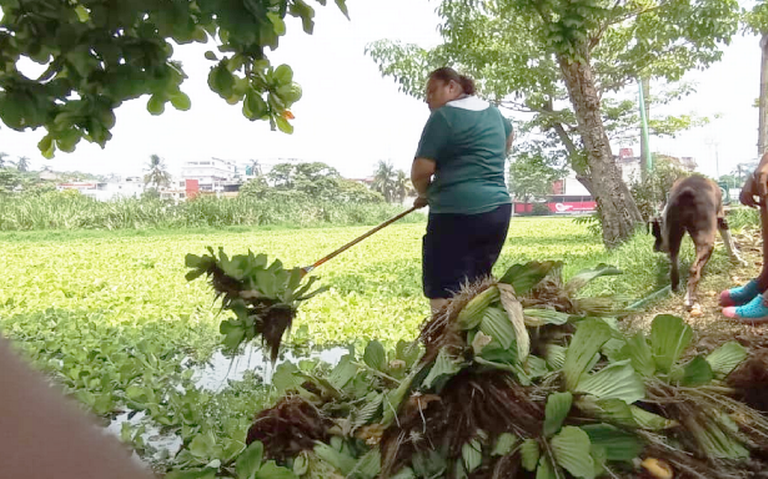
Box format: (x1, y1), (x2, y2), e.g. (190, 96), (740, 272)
(667, 228), (684, 293)
(718, 217), (747, 267)
(685, 239), (714, 312)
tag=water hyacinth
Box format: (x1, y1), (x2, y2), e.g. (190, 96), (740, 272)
(171, 259), (768, 478)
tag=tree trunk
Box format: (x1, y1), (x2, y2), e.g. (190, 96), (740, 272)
(557, 50), (643, 248)
(758, 33), (768, 158)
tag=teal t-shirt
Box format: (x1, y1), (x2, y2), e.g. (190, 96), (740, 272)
(415, 96), (512, 215)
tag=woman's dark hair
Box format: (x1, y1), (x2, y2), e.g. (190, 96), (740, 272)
(429, 67), (476, 95)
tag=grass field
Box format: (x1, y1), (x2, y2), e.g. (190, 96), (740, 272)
(0, 216), (744, 472)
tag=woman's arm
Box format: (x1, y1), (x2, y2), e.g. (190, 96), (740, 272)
(741, 152), (768, 207)
(411, 157), (436, 208)
(411, 157), (436, 197)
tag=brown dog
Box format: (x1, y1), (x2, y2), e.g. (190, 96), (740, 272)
(650, 175), (746, 312)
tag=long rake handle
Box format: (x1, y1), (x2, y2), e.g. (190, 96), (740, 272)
(301, 205), (419, 275)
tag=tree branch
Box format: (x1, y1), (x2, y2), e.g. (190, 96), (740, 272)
(542, 97), (578, 156)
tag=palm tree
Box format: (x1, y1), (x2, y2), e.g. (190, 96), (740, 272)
(144, 154), (171, 191)
(246, 159), (262, 177)
(393, 169), (413, 204)
(371, 160), (397, 202)
(16, 156), (29, 172)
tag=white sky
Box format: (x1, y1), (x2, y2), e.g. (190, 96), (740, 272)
(0, 0), (764, 180)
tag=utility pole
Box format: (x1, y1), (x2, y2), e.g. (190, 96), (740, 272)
(638, 78), (652, 181)
(715, 142), (720, 179)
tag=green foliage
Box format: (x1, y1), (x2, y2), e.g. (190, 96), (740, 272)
(186, 248), (327, 359)
(144, 154), (171, 191)
(238, 162), (385, 204)
(370, 161), (412, 204)
(0, 167), (37, 193)
(0, 218), (760, 476)
(629, 155), (690, 220)
(507, 146), (566, 202)
(0, 191), (411, 231)
(0, 0), (348, 156)
(368, 0), (738, 141)
(650, 314), (693, 374)
(543, 392), (573, 437)
(267, 162), (341, 197)
(367, 0), (739, 244)
(550, 426), (595, 479)
(531, 203), (551, 216)
(706, 341), (748, 377)
(563, 318), (614, 390)
(744, 0), (768, 35)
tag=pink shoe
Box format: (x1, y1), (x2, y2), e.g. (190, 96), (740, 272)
(720, 279), (761, 307)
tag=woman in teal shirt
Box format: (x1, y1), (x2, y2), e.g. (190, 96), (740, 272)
(412, 67), (514, 312)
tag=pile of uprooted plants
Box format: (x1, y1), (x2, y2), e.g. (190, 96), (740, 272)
(188, 255), (768, 479)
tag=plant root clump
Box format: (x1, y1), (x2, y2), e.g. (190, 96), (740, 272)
(728, 348), (768, 413)
(380, 368), (545, 478)
(246, 395), (333, 462)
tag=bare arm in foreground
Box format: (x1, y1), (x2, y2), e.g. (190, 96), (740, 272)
(0, 335), (154, 479)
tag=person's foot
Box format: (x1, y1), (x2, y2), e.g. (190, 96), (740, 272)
(720, 279), (761, 307)
(723, 294), (768, 323)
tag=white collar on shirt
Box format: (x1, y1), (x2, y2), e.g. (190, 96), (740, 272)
(446, 95), (490, 111)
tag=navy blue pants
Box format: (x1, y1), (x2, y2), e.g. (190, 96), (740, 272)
(422, 203), (511, 299)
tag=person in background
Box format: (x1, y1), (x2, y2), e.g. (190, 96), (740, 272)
(411, 67), (514, 313)
(721, 152), (768, 322)
(0, 335), (154, 479)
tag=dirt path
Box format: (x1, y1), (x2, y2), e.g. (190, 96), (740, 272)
(622, 228), (768, 352)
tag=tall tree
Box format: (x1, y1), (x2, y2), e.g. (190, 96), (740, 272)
(508, 145), (567, 202)
(15, 156), (29, 172)
(143, 154), (171, 191)
(0, 0), (348, 158)
(246, 159), (262, 177)
(368, 0), (739, 246)
(371, 160), (397, 202)
(266, 161), (340, 197)
(393, 169), (412, 203)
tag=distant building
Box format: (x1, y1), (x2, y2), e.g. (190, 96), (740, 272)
(552, 175), (590, 196)
(614, 148), (697, 184)
(160, 179), (189, 201)
(348, 177), (374, 186)
(180, 158), (237, 193)
(39, 169), (62, 181)
(57, 176), (145, 201)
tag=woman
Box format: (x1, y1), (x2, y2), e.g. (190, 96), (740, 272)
(721, 152), (768, 321)
(412, 67), (514, 312)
